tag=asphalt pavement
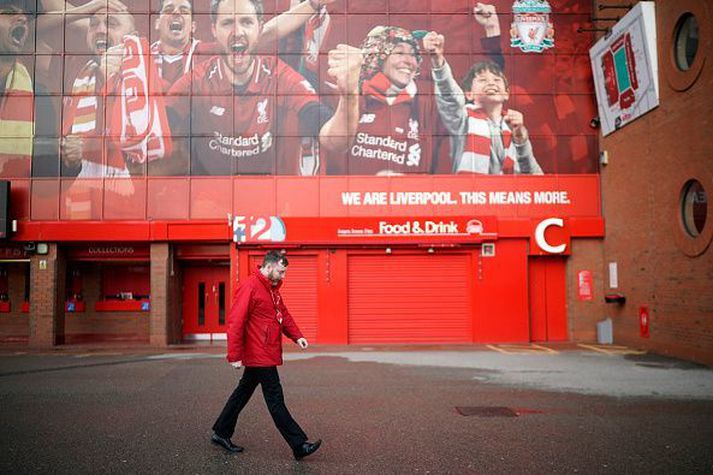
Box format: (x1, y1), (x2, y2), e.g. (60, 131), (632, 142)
(1, 344), (712, 474)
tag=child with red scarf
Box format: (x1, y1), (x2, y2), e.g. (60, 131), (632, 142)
(426, 4), (542, 175)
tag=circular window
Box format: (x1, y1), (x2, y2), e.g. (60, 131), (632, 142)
(681, 180), (707, 237)
(674, 13), (699, 71)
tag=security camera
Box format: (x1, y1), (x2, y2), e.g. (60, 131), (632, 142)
(23, 242), (36, 253)
(589, 117), (601, 129)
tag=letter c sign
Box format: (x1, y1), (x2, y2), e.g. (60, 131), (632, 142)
(534, 218), (567, 254)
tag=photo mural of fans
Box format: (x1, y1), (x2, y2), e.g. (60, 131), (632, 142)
(1, 0), (598, 187)
(0, 0), (35, 177)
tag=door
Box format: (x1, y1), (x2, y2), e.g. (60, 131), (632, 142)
(528, 257), (567, 341)
(183, 266), (229, 339)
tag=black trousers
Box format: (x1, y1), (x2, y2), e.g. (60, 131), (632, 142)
(212, 366), (307, 450)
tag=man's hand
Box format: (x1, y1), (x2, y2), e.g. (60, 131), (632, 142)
(474, 3), (500, 37)
(423, 31), (445, 68)
(101, 44), (125, 79)
(327, 44), (362, 96)
(504, 109), (528, 144)
(230, 361), (242, 369)
(297, 338), (309, 350)
(309, 0), (337, 10)
(61, 135), (83, 171)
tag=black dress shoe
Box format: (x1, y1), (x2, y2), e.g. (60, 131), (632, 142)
(211, 433), (244, 453)
(293, 439), (322, 460)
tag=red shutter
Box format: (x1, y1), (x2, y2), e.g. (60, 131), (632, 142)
(347, 253), (472, 343)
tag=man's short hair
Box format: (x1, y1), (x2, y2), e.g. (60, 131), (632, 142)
(461, 60), (509, 93)
(157, 0), (193, 14)
(210, 0), (263, 24)
(263, 250), (288, 267)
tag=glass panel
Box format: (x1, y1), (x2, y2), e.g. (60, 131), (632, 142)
(218, 282), (226, 326)
(197, 282), (205, 326)
(682, 180), (707, 237)
(23, 263), (30, 301)
(675, 14), (699, 71)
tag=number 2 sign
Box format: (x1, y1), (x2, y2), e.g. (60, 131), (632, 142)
(233, 216), (287, 244)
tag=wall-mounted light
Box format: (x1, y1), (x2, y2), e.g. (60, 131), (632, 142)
(385, 247), (392, 254)
(36, 243), (49, 255)
(427, 247), (435, 254)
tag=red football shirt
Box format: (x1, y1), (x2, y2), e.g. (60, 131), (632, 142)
(328, 84), (436, 175)
(167, 55), (319, 175)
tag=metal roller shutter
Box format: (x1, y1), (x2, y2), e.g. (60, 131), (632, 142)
(348, 254), (472, 343)
(249, 255), (319, 341)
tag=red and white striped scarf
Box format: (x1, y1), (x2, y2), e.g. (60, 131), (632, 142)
(112, 36), (172, 164)
(0, 61), (34, 176)
(460, 104), (515, 174)
(63, 36), (172, 171)
(302, 4), (330, 75)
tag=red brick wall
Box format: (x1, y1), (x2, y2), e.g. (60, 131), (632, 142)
(567, 239), (606, 342)
(150, 243), (183, 346)
(597, 0), (713, 364)
(64, 262), (150, 343)
(29, 244), (66, 347)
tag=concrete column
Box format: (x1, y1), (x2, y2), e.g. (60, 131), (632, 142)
(29, 243), (66, 347)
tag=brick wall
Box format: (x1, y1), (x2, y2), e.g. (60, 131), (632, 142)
(567, 239), (606, 342)
(598, 0), (713, 364)
(64, 262), (150, 343)
(29, 244), (66, 347)
(150, 243), (182, 345)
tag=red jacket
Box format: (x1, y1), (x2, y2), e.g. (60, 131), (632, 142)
(226, 268), (304, 367)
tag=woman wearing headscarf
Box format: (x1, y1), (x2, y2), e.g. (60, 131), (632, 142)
(322, 26), (441, 175)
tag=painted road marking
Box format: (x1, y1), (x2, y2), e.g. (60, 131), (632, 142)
(577, 343), (647, 356)
(487, 344), (558, 354)
(74, 352), (125, 358)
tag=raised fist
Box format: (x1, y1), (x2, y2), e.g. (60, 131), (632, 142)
(422, 31), (445, 68)
(474, 3), (500, 37)
(504, 109), (528, 144)
(327, 44), (363, 95)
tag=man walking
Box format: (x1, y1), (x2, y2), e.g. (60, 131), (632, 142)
(212, 251), (322, 460)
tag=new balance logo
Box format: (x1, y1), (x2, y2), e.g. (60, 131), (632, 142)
(359, 113), (375, 124)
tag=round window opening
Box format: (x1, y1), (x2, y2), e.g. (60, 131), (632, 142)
(674, 13), (699, 71)
(681, 180), (707, 237)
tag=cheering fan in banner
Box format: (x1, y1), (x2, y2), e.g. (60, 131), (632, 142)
(0, 0), (34, 177)
(429, 3), (542, 175)
(60, 2), (173, 179)
(165, 0), (345, 176)
(325, 26), (439, 175)
(151, 0), (219, 88)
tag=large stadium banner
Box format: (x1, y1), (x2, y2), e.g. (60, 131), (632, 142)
(0, 0), (599, 221)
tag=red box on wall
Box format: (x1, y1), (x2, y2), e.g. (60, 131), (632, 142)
(0, 301), (10, 312)
(95, 300), (150, 312)
(21, 301), (29, 313)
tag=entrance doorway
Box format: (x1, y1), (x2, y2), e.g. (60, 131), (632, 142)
(182, 265), (229, 341)
(528, 257), (567, 341)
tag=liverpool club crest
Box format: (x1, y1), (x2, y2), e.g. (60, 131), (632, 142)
(510, 0), (555, 53)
